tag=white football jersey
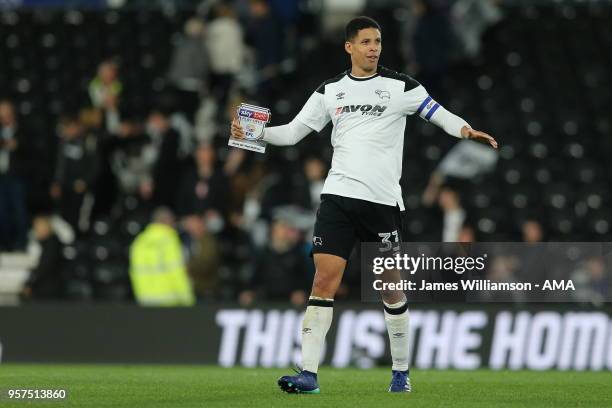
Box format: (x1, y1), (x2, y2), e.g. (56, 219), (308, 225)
(296, 66), (440, 211)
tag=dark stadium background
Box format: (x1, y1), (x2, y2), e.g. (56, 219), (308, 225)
(0, 0), (611, 378)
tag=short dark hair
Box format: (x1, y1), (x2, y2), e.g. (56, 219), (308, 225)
(345, 16), (381, 42)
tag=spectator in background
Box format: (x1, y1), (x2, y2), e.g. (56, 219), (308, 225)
(303, 156), (326, 210)
(458, 224), (475, 242)
(176, 143), (228, 232)
(108, 107), (192, 213)
(421, 140), (498, 207)
(411, 0), (453, 92)
(79, 107), (115, 220)
(269, 0), (302, 58)
(129, 207), (195, 307)
(107, 115), (155, 210)
(89, 60), (122, 109)
(451, 0), (503, 58)
(207, 2), (244, 117)
(21, 215), (64, 300)
(0, 99), (28, 251)
(438, 186), (465, 242)
(51, 114), (97, 231)
(239, 215), (309, 306)
(146, 108), (182, 210)
(247, 0), (284, 103)
(519, 218), (552, 287)
(181, 214), (220, 299)
(89, 60), (122, 133)
(522, 219), (544, 243)
(167, 17), (208, 121)
(481, 255), (524, 302)
(571, 256), (608, 305)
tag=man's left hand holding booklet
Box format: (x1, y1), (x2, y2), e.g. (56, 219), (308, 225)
(229, 103), (271, 153)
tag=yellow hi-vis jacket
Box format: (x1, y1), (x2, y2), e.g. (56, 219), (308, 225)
(129, 223), (195, 307)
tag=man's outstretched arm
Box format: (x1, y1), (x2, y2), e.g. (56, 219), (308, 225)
(230, 117), (313, 146)
(404, 84), (498, 149)
(230, 85), (331, 146)
(428, 105), (498, 149)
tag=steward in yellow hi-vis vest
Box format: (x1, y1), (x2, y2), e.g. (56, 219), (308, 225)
(129, 208), (195, 306)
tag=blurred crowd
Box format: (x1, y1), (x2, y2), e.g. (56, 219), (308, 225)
(1, 0), (607, 305)
(2, 0), (328, 306)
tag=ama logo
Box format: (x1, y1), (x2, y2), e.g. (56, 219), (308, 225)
(335, 104), (387, 117)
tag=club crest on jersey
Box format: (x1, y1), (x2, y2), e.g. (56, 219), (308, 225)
(375, 89), (391, 99)
(334, 104), (387, 117)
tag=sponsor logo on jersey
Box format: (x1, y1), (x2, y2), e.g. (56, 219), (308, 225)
(375, 89), (391, 99)
(334, 104), (387, 117)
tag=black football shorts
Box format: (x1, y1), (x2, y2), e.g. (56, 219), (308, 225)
(311, 194), (403, 260)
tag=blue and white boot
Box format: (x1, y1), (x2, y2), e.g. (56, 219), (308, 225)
(388, 370), (411, 392)
(278, 367), (320, 394)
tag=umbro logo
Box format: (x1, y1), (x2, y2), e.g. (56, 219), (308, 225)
(303, 327), (312, 334)
(336, 92), (345, 100)
(393, 332), (405, 338)
(375, 89), (391, 99)
(313, 236), (323, 246)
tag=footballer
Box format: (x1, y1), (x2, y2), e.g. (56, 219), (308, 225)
(230, 16), (497, 394)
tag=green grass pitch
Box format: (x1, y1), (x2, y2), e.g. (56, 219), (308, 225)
(1, 365), (611, 407)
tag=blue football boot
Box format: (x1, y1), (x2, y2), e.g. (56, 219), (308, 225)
(388, 370), (411, 392)
(278, 367), (320, 394)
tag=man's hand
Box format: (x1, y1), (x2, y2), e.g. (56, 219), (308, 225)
(230, 117), (245, 139)
(461, 126), (498, 149)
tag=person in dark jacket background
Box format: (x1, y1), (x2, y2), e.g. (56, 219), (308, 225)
(50, 114), (98, 231)
(239, 216), (310, 306)
(247, 0), (284, 105)
(0, 99), (29, 250)
(166, 17), (208, 121)
(410, 0), (453, 93)
(146, 108), (182, 211)
(176, 143), (228, 219)
(22, 215), (64, 299)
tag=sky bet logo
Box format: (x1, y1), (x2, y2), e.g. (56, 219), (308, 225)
(238, 108), (269, 121)
(335, 104), (387, 117)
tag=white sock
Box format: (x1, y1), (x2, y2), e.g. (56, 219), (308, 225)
(383, 299), (410, 372)
(301, 297), (334, 374)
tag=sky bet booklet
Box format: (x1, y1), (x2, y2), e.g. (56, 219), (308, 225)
(228, 103), (271, 153)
